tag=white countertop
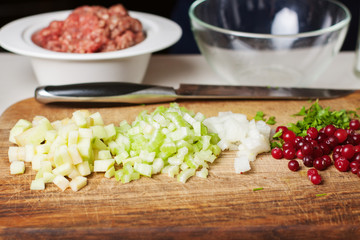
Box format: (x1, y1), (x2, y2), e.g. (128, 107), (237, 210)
(0, 52), (359, 116)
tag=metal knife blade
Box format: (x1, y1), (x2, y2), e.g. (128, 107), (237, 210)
(34, 82), (355, 104)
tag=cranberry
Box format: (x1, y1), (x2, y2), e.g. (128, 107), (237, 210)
(334, 157), (350, 172)
(271, 147), (283, 159)
(358, 169), (360, 178)
(354, 145), (360, 153)
(301, 143), (314, 157)
(352, 152), (360, 162)
(296, 149), (304, 159)
(332, 151), (342, 161)
(351, 133), (360, 145)
(307, 127), (319, 139)
(310, 174), (322, 185)
(318, 142), (331, 155)
(334, 129), (348, 143)
(341, 144), (355, 160)
(307, 168), (318, 179)
(294, 136), (303, 145)
(321, 155), (332, 167)
(303, 156), (314, 167)
(316, 133), (327, 143)
(333, 145), (343, 154)
(324, 124), (336, 137)
(288, 160), (300, 171)
(282, 130), (296, 143)
(295, 139), (306, 150)
(350, 160), (360, 169)
(325, 136), (339, 149)
(283, 148), (296, 160)
(312, 146), (323, 159)
(276, 126), (288, 133)
(282, 142), (295, 150)
(313, 157), (327, 171)
(319, 127), (325, 134)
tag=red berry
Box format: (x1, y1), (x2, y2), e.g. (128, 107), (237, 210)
(296, 149), (304, 159)
(354, 145), (360, 153)
(318, 142), (331, 155)
(325, 136), (339, 149)
(310, 174), (322, 185)
(288, 160), (300, 171)
(324, 125), (336, 137)
(341, 144), (355, 160)
(321, 155), (332, 167)
(307, 127), (318, 139)
(301, 143), (313, 157)
(303, 155), (314, 167)
(283, 148), (296, 160)
(307, 168), (318, 179)
(334, 129), (348, 143)
(276, 126), (288, 133)
(271, 147), (283, 159)
(313, 157), (327, 171)
(282, 130), (296, 143)
(349, 119), (360, 130)
(334, 158), (350, 172)
(282, 142), (295, 150)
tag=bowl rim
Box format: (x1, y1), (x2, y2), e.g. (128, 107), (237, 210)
(0, 10), (182, 61)
(189, 0), (351, 39)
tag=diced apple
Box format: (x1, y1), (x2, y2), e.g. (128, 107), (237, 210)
(43, 172), (55, 183)
(91, 125), (107, 139)
(8, 147), (19, 162)
(69, 176), (87, 192)
(76, 161), (91, 176)
(97, 150), (112, 160)
(92, 137), (108, 150)
(72, 110), (89, 128)
(67, 130), (79, 146)
(68, 144), (83, 165)
(104, 166), (115, 178)
(89, 112), (104, 126)
(53, 175), (69, 191)
(93, 159), (115, 172)
(52, 162), (74, 176)
(68, 167), (81, 179)
(77, 138), (92, 161)
(10, 161), (25, 174)
(25, 144), (35, 162)
(78, 128), (93, 139)
(9, 119), (32, 143)
(32, 154), (47, 171)
(30, 179), (45, 190)
(104, 124), (116, 140)
(15, 123), (51, 147)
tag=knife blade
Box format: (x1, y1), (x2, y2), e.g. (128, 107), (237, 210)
(34, 82), (355, 104)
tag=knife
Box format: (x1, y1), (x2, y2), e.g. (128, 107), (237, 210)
(34, 82), (355, 104)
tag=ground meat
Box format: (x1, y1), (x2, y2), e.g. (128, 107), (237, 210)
(32, 4), (145, 53)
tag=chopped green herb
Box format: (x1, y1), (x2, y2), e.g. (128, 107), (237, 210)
(253, 187), (264, 192)
(254, 111), (265, 121)
(254, 111), (276, 125)
(315, 193), (327, 197)
(266, 116), (276, 125)
(287, 100), (357, 137)
(270, 141), (283, 149)
(272, 130), (283, 139)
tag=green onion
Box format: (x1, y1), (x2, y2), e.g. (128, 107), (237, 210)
(315, 193), (327, 197)
(252, 187), (264, 191)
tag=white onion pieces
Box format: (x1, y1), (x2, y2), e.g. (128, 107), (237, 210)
(203, 111), (271, 173)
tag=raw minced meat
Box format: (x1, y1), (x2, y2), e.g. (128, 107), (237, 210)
(32, 4), (145, 53)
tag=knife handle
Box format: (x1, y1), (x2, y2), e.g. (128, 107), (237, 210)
(35, 82), (177, 104)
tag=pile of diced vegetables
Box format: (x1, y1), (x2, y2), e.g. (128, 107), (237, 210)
(8, 103), (271, 191)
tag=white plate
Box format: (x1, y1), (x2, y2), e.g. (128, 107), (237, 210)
(0, 10), (182, 60)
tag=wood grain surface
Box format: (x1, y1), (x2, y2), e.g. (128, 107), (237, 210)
(1, 95), (360, 240)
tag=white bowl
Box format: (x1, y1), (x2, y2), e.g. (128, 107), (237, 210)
(0, 10), (182, 85)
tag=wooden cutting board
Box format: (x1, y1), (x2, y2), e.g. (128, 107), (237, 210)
(1, 94), (360, 240)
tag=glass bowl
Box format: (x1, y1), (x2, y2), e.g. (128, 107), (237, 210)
(189, 0), (351, 87)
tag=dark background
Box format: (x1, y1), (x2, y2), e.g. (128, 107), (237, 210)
(0, 0), (359, 54)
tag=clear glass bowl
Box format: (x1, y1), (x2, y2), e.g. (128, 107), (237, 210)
(189, 0), (351, 87)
